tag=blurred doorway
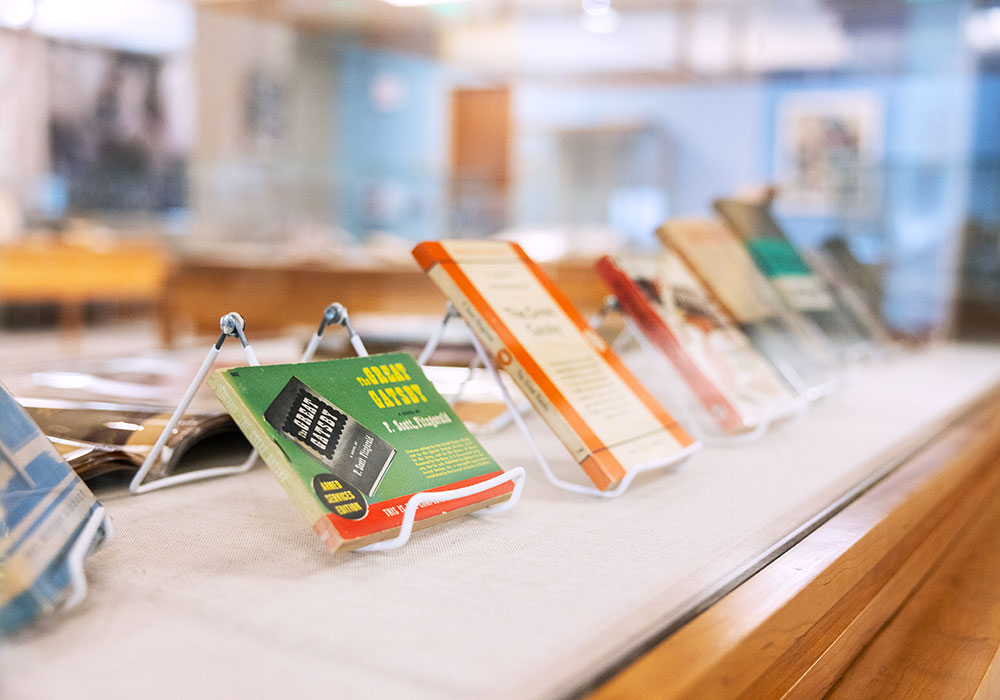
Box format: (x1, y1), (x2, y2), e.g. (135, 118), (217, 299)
(449, 86), (510, 236)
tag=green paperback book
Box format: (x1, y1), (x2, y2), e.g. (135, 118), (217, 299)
(208, 353), (514, 552)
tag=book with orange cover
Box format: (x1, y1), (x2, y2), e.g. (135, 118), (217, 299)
(657, 219), (839, 398)
(413, 240), (697, 491)
(595, 254), (800, 434)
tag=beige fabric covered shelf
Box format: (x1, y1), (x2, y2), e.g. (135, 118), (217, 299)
(5, 344), (1000, 700)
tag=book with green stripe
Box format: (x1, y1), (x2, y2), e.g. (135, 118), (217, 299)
(208, 353), (514, 552)
(657, 218), (839, 398)
(713, 198), (872, 358)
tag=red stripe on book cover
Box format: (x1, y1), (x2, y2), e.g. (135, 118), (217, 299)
(579, 453), (619, 491)
(315, 471), (513, 544)
(594, 256), (746, 434)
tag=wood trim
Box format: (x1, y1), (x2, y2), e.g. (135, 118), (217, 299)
(973, 648), (1000, 700)
(157, 257), (608, 346)
(590, 388), (1000, 700)
(825, 441), (1000, 698)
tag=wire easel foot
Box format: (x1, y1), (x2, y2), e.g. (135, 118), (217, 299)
(425, 304), (699, 499)
(129, 312), (261, 494)
(356, 466), (526, 552)
(63, 506), (114, 610)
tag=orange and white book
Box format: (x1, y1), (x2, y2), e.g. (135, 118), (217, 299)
(412, 239), (697, 491)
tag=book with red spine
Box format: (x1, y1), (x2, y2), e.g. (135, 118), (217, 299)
(595, 254), (800, 434)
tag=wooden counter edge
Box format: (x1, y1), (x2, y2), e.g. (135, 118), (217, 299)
(589, 386), (1000, 700)
(825, 444), (1000, 699)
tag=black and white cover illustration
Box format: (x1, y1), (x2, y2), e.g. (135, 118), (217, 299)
(264, 376), (395, 497)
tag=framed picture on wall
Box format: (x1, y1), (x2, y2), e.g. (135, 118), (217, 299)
(48, 43), (191, 212)
(774, 91), (884, 218)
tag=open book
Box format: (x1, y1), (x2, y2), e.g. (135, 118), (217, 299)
(21, 399), (249, 483)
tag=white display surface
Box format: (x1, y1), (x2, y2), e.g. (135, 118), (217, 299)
(4, 344), (1000, 700)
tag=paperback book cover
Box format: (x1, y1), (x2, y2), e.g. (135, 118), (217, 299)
(713, 198), (873, 355)
(413, 239), (696, 491)
(657, 218), (839, 398)
(821, 237), (884, 315)
(1, 383), (110, 634)
(208, 353), (514, 552)
(595, 254), (800, 434)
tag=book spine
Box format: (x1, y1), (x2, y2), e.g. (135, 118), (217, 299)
(208, 373), (336, 544)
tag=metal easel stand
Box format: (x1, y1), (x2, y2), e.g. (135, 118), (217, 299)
(417, 303), (530, 434)
(131, 306), (361, 495)
(422, 304), (699, 499)
(300, 302), (370, 361)
(357, 467), (526, 552)
(304, 302), (526, 552)
(129, 312), (262, 494)
(63, 505), (114, 610)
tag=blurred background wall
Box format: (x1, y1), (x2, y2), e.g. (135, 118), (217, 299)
(1, 0), (998, 338)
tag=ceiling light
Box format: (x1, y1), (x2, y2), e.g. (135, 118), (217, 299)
(0, 0), (35, 28)
(582, 0), (610, 17)
(31, 0), (193, 54)
(966, 7), (1000, 52)
(580, 7), (620, 34)
(381, 0), (466, 7)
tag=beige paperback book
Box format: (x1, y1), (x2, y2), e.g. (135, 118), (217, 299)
(413, 239), (697, 491)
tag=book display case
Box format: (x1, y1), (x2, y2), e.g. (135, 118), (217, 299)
(7, 317), (1000, 698)
(4, 1), (1000, 697)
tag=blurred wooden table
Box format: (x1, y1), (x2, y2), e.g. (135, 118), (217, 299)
(0, 237), (168, 332)
(592, 386), (1000, 700)
(158, 255), (609, 345)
